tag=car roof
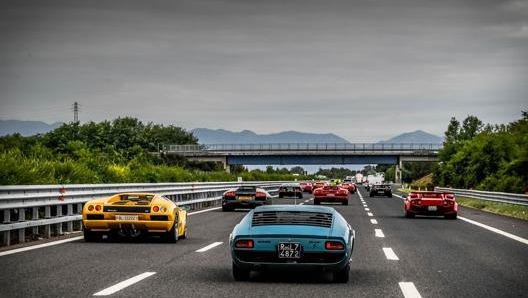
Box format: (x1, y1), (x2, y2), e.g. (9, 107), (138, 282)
(253, 204), (335, 214)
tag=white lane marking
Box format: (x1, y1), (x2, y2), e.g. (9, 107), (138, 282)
(196, 241), (223, 252)
(0, 236), (84, 257)
(383, 247), (399, 260)
(365, 208), (370, 211)
(399, 282), (423, 298)
(367, 212), (373, 217)
(394, 193), (528, 246)
(93, 272), (156, 296)
(363, 204), (368, 207)
(370, 219), (378, 224)
(188, 207), (221, 216)
(459, 216), (528, 245)
(375, 229), (385, 238)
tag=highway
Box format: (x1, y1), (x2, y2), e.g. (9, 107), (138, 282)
(1, 186), (527, 298)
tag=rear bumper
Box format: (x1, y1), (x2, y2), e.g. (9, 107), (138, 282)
(83, 219), (173, 232)
(231, 251), (351, 272)
(406, 205), (457, 216)
(222, 199), (271, 209)
(314, 196), (348, 203)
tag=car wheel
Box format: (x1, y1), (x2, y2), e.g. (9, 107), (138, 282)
(297, 194), (303, 199)
(388, 194), (393, 198)
(164, 222), (179, 243)
(83, 228), (100, 242)
(222, 206), (232, 212)
(445, 213), (457, 220)
(369, 193), (374, 197)
(279, 194), (283, 198)
(405, 210), (415, 218)
(232, 262), (250, 281)
(314, 200), (320, 205)
(180, 226), (187, 239)
(333, 263), (350, 283)
(342, 200), (348, 205)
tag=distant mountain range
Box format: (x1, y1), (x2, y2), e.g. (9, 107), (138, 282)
(191, 128), (350, 144)
(0, 120), (62, 136)
(0, 120), (443, 144)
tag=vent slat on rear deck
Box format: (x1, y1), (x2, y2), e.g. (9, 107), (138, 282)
(252, 211), (333, 228)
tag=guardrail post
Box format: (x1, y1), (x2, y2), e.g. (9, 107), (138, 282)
(56, 206), (63, 235)
(66, 204), (73, 232)
(32, 207), (39, 237)
(18, 208), (26, 243)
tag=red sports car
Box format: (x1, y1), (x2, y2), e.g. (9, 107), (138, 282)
(404, 191), (458, 219)
(313, 185), (349, 205)
(341, 182), (356, 194)
(299, 182), (314, 193)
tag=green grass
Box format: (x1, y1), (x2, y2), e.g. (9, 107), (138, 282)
(398, 188), (528, 221)
(456, 197), (528, 221)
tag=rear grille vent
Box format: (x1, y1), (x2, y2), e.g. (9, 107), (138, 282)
(252, 211), (333, 228)
(103, 206), (151, 213)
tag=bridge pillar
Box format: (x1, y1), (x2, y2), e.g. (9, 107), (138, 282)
(395, 158), (403, 185)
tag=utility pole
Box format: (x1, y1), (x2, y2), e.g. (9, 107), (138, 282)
(72, 102), (79, 123)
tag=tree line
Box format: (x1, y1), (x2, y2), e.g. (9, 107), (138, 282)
(0, 117), (309, 185)
(1, 113), (526, 193)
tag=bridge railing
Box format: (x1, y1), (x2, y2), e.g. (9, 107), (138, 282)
(165, 143), (443, 155)
(0, 181), (285, 247)
(434, 187), (528, 206)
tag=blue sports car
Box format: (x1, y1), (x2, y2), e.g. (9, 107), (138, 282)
(229, 204), (355, 282)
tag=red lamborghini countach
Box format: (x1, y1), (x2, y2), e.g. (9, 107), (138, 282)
(404, 191), (458, 219)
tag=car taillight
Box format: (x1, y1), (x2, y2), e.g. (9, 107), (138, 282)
(325, 241), (344, 250)
(88, 205), (94, 211)
(225, 191), (236, 197)
(235, 239), (254, 249)
(411, 200), (421, 205)
(152, 206), (160, 212)
(95, 205), (102, 211)
(255, 192), (266, 198)
(444, 200), (455, 206)
(338, 189), (348, 194)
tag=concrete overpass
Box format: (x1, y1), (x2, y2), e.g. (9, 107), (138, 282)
(163, 143), (441, 184)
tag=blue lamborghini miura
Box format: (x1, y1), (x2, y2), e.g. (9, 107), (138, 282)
(229, 204), (355, 282)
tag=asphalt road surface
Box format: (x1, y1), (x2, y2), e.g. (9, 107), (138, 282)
(1, 186), (527, 298)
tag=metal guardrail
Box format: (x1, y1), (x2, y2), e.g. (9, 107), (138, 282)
(0, 181), (285, 247)
(435, 187), (528, 206)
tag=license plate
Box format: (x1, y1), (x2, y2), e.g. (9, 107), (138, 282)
(428, 206), (437, 211)
(327, 193), (335, 197)
(115, 215), (139, 221)
(238, 196), (253, 201)
(278, 242), (301, 259)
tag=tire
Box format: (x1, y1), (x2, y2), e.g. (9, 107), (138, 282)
(222, 206), (232, 212)
(164, 222), (178, 243)
(369, 193), (374, 197)
(445, 213), (457, 220)
(297, 194), (303, 199)
(83, 228), (100, 242)
(232, 262), (250, 281)
(314, 200), (320, 205)
(333, 263), (350, 283)
(180, 226), (187, 239)
(388, 193), (393, 198)
(279, 194), (283, 198)
(405, 210), (415, 218)
(342, 200), (348, 205)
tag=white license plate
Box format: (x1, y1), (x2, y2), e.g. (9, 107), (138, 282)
(427, 206), (437, 211)
(115, 215), (139, 221)
(327, 193), (335, 197)
(278, 242), (301, 259)
(238, 196), (253, 201)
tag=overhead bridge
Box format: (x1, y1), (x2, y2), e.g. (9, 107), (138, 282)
(163, 143), (441, 183)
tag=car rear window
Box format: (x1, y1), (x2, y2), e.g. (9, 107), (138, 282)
(252, 211), (333, 228)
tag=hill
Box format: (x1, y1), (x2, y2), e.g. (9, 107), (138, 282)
(191, 128), (350, 144)
(0, 120), (62, 136)
(378, 130), (443, 144)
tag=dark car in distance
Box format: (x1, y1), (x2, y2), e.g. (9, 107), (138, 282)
(222, 185), (273, 211)
(369, 184), (392, 197)
(278, 183), (303, 199)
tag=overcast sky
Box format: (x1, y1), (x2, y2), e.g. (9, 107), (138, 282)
(1, 0), (527, 143)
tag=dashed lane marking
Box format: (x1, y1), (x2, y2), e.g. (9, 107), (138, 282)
(375, 229), (385, 238)
(399, 282), (423, 298)
(196, 241), (223, 252)
(93, 272), (156, 296)
(383, 247), (399, 260)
